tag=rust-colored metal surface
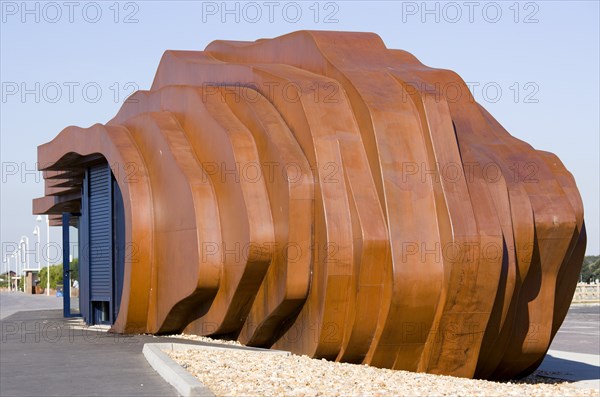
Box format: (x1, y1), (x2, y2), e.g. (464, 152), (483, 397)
(33, 31), (586, 379)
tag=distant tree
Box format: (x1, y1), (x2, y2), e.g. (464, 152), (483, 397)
(588, 258), (600, 282)
(38, 258), (79, 290)
(0, 272), (17, 289)
(39, 264), (62, 290)
(580, 255), (600, 283)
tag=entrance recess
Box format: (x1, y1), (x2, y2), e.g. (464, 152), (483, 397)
(74, 162), (125, 325)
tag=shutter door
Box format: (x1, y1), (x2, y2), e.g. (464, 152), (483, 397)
(88, 164), (112, 301)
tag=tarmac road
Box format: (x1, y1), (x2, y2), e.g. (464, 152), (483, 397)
(550, 304), (600, 354)
(0, 291), (62, 320)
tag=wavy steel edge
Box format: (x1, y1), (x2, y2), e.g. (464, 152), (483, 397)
(33, 31), (586, 380)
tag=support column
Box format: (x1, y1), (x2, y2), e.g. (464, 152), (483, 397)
(62, 212), (71, 317)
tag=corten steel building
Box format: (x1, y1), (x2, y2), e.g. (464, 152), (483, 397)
(32, 31), (586, 380)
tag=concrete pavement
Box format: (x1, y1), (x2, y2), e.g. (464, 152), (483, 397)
(0, 308), (178, 396)
(0, 292), (290, 396)
(539, 350), (600, 389)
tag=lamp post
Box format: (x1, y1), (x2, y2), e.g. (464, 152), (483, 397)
(37, 215), (50, 296)
(10, 253), (17, 292)
(13, 252), (19, 291)
(33, 225), (40, 271)
(20, 236), (29, 270)
(3, 254), (12, 291)
(20, 236), (30, 292)
(8, 254), (13, 292)
(8, 255), (11, 291)
(2, 257), (7, 291)
(15, 247), (21, 291)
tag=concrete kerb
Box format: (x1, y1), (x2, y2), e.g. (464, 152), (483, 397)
(143, 342), (290, 397)
(143, 344), (214, 397)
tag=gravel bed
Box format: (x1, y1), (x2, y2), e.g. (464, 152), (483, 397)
(164, 333), (243, 346)
(165, 338), (599, 397)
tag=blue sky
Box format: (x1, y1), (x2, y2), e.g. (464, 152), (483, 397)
(1, 1), (599, 272)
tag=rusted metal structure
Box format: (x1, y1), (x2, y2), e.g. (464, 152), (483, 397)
(33, 31), (586, 379)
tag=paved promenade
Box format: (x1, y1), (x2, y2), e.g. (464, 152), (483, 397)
(1, 306), (178, 396)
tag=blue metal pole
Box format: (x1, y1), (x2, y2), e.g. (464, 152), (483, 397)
(62, 212), (71, 317)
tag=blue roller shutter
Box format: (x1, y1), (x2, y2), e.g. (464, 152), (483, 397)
(88, 164), (113, 302)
